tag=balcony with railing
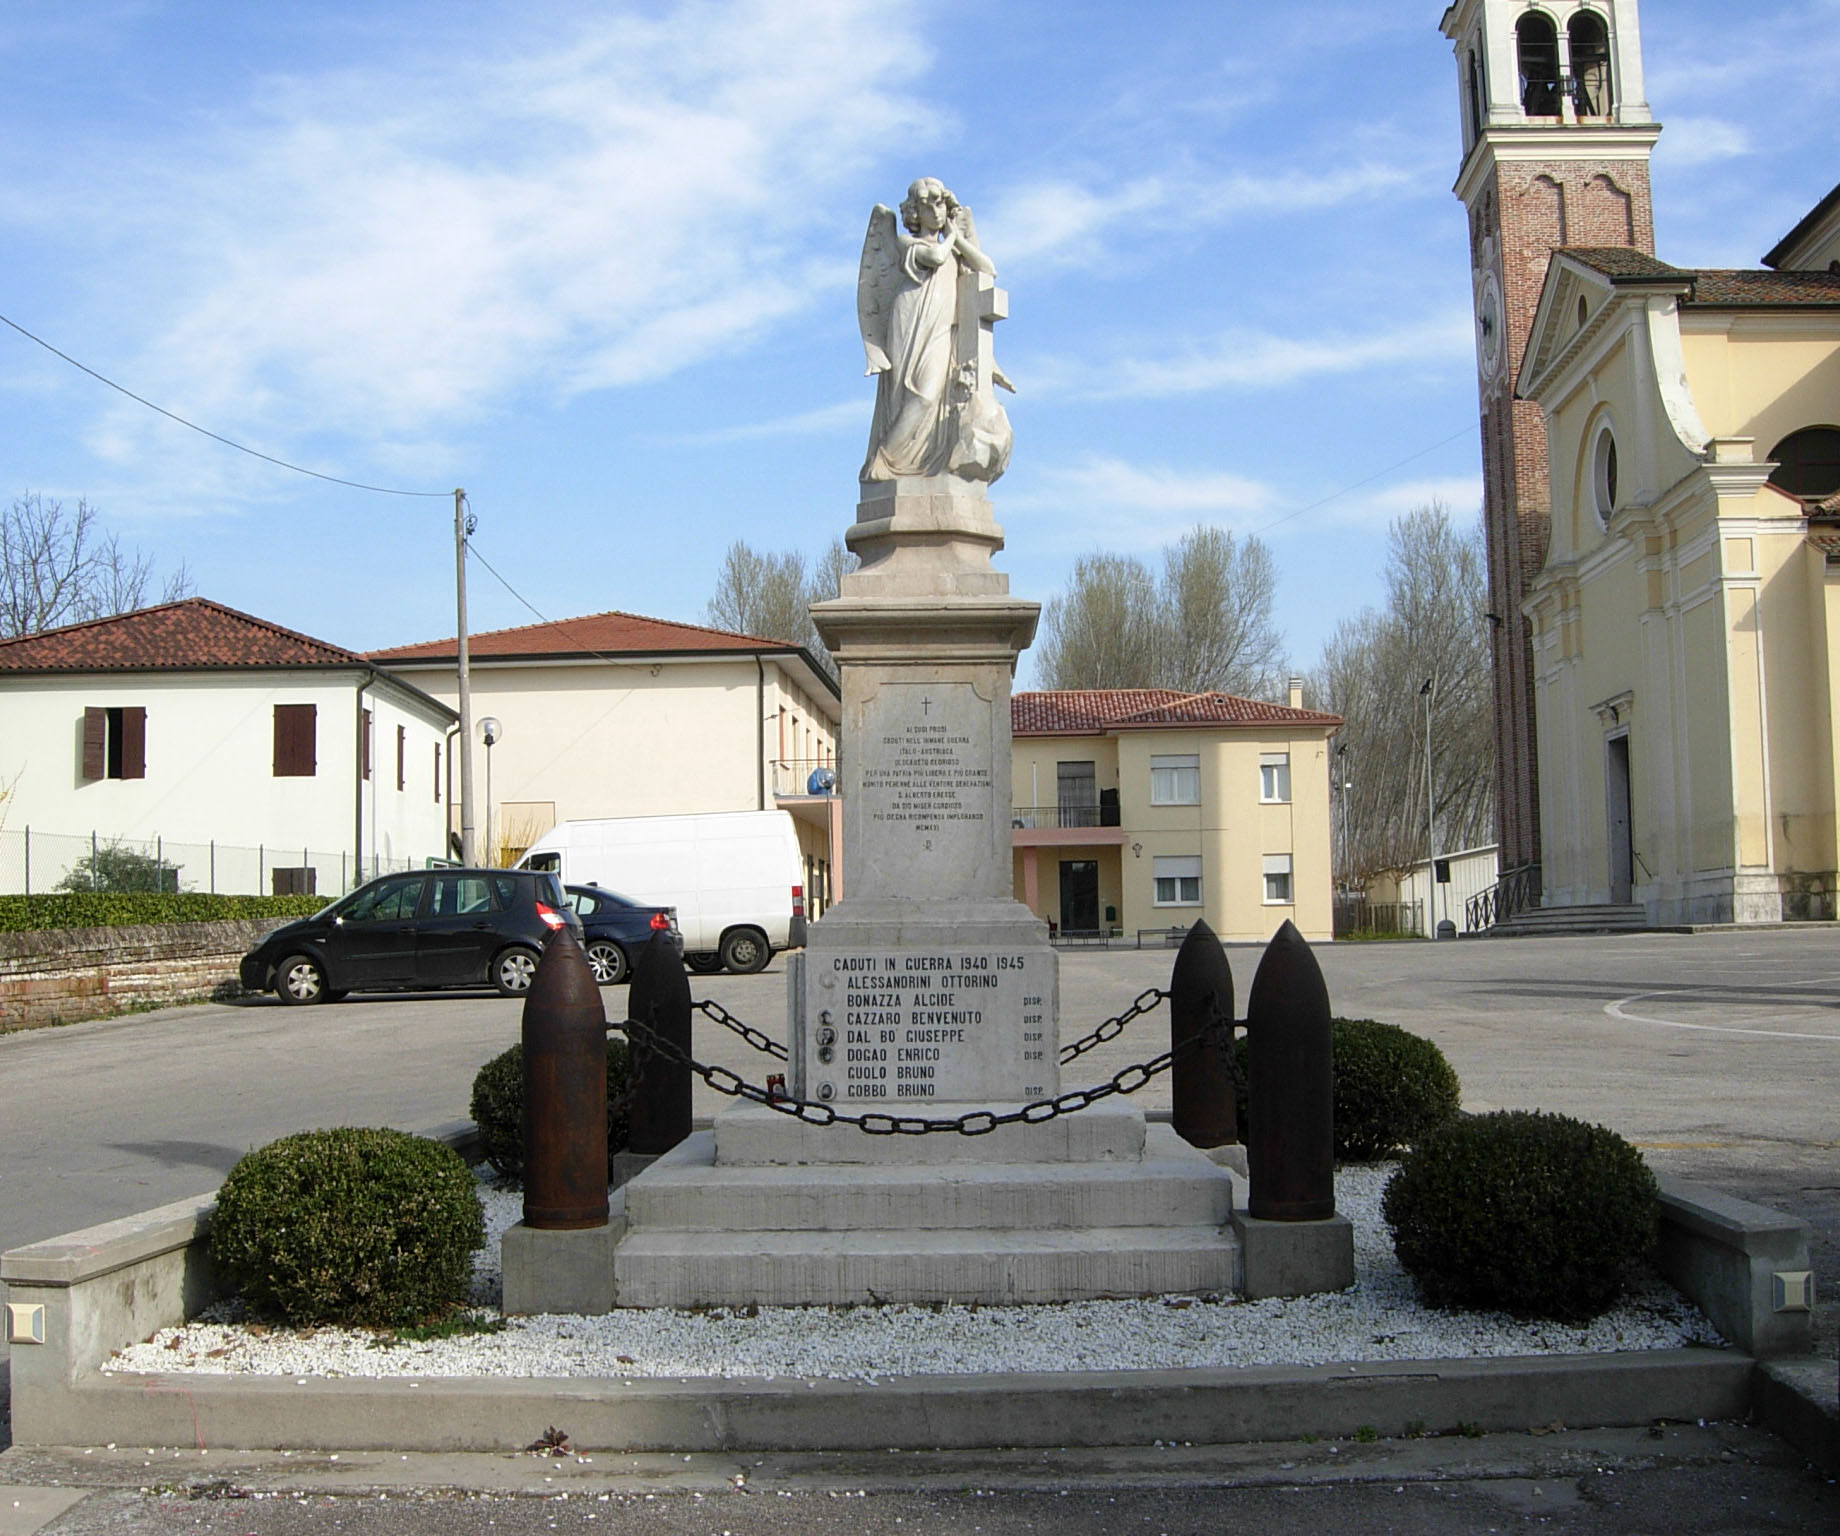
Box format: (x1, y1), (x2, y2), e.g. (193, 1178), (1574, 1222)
(771, 758), (838, 799)
(1009, 797), (1125, 845)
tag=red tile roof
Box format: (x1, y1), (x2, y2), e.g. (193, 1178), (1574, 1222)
(1013, 689), (1341, 735)
(1563, 248), (1840, 307)
(0, 598), (368, 673)
(368, 609), (805, 664)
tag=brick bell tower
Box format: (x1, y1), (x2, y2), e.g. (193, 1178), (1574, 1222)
(1439, 0), (1658, 888)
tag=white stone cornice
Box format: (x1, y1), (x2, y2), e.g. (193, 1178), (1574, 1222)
(1453, 124), (1662, 203)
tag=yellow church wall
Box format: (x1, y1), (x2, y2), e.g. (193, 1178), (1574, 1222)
(1681, 319), (1840, 455)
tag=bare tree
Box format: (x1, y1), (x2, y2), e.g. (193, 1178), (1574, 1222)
(705, 538), (856, 680)
(1035, 527), (1287, 696)
(1312, 502), (1494, 887)
(1, 492), (193, 638)
(1158, 526), (1287, 697)
(1035, 553), (1162, 690)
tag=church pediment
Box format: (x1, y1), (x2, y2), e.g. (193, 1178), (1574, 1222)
(1518, 249), (1692, 403)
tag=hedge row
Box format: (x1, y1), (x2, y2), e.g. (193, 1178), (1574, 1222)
(0, 892), (328, 933)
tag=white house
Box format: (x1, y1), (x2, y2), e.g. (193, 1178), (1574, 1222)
(368, 610), (843, 906)
(0, 599), (456, 896)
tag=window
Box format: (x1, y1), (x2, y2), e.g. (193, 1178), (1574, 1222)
(272, 704), (316, 777)
(1149, 754), (1200, 805)
(1767, 426), (1840, 500)
(1593, 426), (1620, 524)
(1568, 10), (1612, 116)
(429, 874), (496, 916)
(1262, 853), (1294, 905)
(1153, 855), (1202, 907)
(396, 724), (406, 791)
(81, 706), (146, 781)
(1260, 752), (1291, 803)
(341, 875), (423, 923)
(361, 708), (373, 781)
(1056, 761), (1098, 828)
(1516, 12), (1561, 116)
(271, 866), (317, 896)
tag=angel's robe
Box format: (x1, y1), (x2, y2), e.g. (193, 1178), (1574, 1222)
(862, 229), (959, 481)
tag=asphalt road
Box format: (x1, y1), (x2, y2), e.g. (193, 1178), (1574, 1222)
(1, 927), (1836, 1524)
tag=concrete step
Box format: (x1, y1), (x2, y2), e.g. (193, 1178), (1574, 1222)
(626, 1130), (1234, 1233)
(712, 1098), (1147, 1166)
(1492, 903), (1648, 936)
(612, 1223), (1241, 1306)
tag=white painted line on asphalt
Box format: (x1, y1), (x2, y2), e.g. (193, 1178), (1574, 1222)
(1604, 988), (1840, 1041)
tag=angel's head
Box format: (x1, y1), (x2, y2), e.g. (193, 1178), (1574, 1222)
(900, 178), (958, 236)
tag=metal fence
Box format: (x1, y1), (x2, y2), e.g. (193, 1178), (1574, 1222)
(1332, 897), (1425, 939)
(0, 827), (421, 897)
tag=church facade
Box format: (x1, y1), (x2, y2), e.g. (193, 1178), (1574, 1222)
(1445, 0), (1840, 924)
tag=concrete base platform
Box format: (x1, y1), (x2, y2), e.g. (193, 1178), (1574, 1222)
(1233, 1210), (1355, 1300)
(613, 1107), (1240, 1307)
(501, 1219), (623, 1317)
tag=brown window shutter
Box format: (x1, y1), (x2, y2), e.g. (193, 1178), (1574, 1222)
(362, 709), (373, 781)
(397, 724), (406, 790)
(82, 707), (106, 780)
(273, 704), (317, 776)
(120, 707), (147, 779)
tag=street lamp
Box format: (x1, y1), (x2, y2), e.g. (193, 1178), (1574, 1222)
(479, 717), (502, 867)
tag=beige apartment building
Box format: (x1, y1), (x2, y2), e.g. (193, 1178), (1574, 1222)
(1008, 688), (1341, 943)
(369, 611), (841, 905)
(1517, 189), (1840, 923)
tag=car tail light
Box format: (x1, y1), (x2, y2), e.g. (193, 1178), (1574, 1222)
(792, 884), (805, 918)
(650, 911), (670, 931)
(535, 901), (567, 931)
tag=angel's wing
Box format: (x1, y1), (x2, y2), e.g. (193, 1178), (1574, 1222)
(950, 202), (980, 250)
(857, 204), (901, 375)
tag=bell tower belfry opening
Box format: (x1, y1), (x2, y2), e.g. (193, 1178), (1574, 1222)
(1439, 0), (1659, 890)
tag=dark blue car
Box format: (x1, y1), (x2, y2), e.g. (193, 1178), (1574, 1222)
(566, 884), (683, 985)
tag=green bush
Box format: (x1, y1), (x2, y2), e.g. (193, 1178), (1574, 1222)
(210, 1128), (484, 1327)
(1233, 1018), (1461, 1161)
(0, 892), (326, 933)
(469, 1037), (631, 1178)
(1381, 1109), (1660, 1321)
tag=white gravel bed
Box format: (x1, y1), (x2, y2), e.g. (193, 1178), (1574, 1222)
(106, 1164), (1723, 1382)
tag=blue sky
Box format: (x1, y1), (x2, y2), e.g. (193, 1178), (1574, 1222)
(3, 0), (1836, 685)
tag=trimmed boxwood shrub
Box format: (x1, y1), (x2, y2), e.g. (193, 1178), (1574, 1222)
(469, 1037), (631, 1178)
(1381, 1109), (1660, 1321)
(210, 1128), (484, 1326)
(1234, 1018), (1461, 1161)
(0, 892), (325, 933)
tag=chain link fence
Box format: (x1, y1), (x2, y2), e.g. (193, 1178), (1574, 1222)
(0, 827), (422, 897)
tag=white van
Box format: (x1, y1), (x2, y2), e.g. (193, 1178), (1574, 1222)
(516, 810), (806, 974)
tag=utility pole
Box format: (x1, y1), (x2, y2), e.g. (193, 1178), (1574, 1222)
(455, 489), (477, 867)
(1421, 675), (1437, 936)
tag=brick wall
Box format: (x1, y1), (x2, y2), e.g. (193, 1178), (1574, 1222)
(0, 919), (275, 1032)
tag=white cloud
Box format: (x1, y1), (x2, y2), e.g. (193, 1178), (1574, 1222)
(1005, 453), (1281, 552)
(1272, 474), (1485, 535)
(1656, 117), (1752, 168)
(672, 399), (864, 445)
(1030, 311), (1474, 401)
(18, 0), (934, 471)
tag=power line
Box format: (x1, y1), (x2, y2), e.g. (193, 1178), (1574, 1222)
(1251, 426), (1476, 535)
(464, 537), (640, 671)
(0, 311), (451, 499)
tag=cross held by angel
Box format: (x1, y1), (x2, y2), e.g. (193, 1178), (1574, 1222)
(858, 177), (1015, 485)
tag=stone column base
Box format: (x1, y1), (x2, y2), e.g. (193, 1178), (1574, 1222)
(501, 1216), (622, 1316)
(1231, 1210), (1354, 1299)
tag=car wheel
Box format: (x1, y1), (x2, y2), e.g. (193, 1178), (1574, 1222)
(274, 954), (328, 1005)
(493, 945), (541, 997)
(586, 940), (629, 986)
(719, 928), (770, 975)
(685, 953), (723, 975)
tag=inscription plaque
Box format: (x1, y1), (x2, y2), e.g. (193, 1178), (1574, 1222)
(803, 947), (1055, 1103)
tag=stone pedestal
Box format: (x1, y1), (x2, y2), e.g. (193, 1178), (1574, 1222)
(501, 1220), (622, 1316)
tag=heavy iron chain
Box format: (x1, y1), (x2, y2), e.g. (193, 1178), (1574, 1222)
(611, 1004), (1232, 1136)
(691, 997), (790, 1061)
(1056, 987), (1167, 1065)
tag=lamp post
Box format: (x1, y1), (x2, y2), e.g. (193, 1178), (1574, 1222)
(480, 717), (502, 867)
(1420, 677), (1439, 936)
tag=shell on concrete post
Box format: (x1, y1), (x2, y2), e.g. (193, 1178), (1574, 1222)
(1169, 920), (1237, 1149)
(520, 928), (609, 1231)
(1246, 919), (1335, 1221)
(626, 929), (693, 1156)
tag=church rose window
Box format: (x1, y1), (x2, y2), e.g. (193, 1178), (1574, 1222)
(1768, 426), (1840, 500)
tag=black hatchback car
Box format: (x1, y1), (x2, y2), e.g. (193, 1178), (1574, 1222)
(240, 868), (582, 1004)
(566, 884), (684, 985)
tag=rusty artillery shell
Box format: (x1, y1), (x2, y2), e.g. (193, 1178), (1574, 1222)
(626, 929), (693, 1156)
(521, 927), (610, 1230)
(1246, 919), (1335, 1221)
(1169, 920), (1237, 1149)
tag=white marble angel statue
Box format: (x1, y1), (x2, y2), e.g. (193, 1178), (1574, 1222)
(858, 177), (1015, 484)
